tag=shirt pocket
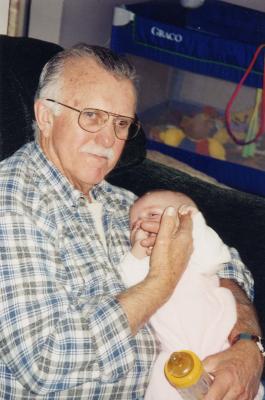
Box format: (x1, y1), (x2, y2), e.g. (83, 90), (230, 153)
(57, 226), (110, 296)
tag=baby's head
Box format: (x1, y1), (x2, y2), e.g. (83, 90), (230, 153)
(130, 190), (197, 230)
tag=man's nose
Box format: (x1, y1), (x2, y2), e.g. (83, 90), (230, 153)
(95, 119), (116, 147)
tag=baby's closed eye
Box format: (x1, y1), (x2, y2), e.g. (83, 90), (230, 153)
(147, 211), (162, 220)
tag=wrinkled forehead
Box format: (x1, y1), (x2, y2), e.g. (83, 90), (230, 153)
(62, 57), (136, 100)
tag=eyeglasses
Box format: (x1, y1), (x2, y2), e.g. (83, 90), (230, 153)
(45, 99), (141, 141)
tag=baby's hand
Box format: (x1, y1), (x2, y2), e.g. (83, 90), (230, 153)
(131, 222), (149, 259)
(131, 221), (149, 245)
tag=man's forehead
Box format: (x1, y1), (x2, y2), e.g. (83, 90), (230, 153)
(63, 57), (103, 82)
(62, 57), (135, 97)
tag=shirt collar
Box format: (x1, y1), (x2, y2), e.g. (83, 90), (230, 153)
(31, 142), (86, 207)
(30, 141), (124, 212)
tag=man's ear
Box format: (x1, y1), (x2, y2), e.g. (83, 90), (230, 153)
(34, 99), (54, 137)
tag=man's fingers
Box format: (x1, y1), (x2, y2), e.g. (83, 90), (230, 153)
(142, 208), (192, 248)
(203, 353), (231, 400)
(156, 206), (178, 243)
(204, 373), (229, 400)
(177, 211), (193, 234)
(141, 207), (178, 247)
(202, 348), (259, 400)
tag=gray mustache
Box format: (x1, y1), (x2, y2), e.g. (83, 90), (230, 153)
(79, 145), (114, 160)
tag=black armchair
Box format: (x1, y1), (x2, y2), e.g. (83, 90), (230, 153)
(1, 35), (265, 351)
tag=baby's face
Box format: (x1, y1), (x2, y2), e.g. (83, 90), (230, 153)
(130, 191), (195, 230)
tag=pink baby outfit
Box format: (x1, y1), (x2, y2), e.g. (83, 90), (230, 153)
(119, 212), (264, 400)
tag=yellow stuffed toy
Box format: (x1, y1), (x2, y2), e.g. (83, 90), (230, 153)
(159, 126), (185, 147)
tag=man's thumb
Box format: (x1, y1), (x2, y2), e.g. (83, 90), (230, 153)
(156, 206), (177, 240)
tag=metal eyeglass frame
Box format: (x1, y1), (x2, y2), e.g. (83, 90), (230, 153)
(45, 98), (141, 141)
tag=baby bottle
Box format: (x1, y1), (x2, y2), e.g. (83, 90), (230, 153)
(164, 350), (213, 400)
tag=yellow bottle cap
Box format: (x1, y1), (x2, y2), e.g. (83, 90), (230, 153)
(164, 350), (203, 388)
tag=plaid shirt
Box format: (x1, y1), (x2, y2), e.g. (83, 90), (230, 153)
(0, 142), (253, 399)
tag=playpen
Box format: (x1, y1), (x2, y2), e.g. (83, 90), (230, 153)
(111, 0), (265, 196)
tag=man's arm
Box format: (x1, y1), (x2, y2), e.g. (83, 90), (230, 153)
(222, 278), (261, 339)
(139, 215), (263, 399)
(203, 279), (264, 400)
(117, 207), (193, 335)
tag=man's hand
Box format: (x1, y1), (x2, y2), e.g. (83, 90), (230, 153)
(203, 340), (263, 400)
(148, 206), (193, 292)
(140, 204), (196, 256)
(117, 206), (193, 335)
(203, 279), (264, 400)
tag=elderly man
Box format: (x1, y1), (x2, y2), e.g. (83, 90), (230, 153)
(0, 44), (263, 399)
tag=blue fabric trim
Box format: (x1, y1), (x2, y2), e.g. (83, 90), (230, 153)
(126, 1), (265, 46)
(111, 15), (264, 88)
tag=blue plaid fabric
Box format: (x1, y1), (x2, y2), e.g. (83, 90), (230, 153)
(218, 247), (254, 301)
(0, 142), (253, 398)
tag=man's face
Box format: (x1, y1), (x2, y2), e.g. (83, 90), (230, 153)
(36, 57), (137, 193)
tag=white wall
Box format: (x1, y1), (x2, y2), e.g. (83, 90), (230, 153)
(28, 0), (150, 47)
(60, 0), (119, 48)
(0, 0), (10, 34)
(28, 0), (64, 43)
(224, 0), (265, 12)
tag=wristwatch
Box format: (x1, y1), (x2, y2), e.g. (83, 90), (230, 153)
(231, 333), (265, 357)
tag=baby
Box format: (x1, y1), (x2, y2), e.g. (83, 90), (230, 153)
(119, 190), (263, 400)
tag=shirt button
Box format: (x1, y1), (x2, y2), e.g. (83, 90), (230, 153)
(79, 196), (87, 207)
